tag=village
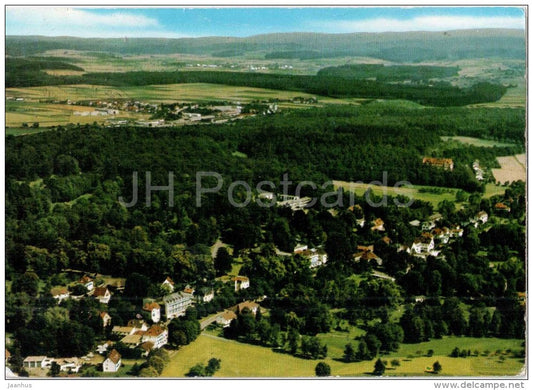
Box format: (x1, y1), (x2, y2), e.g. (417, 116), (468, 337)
(6, 181), (516, 378)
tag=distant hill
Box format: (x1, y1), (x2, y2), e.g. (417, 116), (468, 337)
(6, 29), (525, 62)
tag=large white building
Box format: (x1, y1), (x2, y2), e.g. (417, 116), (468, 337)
(162, 291), (193, 319)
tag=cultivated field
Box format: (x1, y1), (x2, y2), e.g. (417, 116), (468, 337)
(492, 154), (526, 184)
(6, 83), (352, 105)
(161, 333), (524, 377)
(5, 83), (364, 128)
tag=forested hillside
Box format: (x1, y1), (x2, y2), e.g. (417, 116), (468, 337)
(6, 29), (525, 61)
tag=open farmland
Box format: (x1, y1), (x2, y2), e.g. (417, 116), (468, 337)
(5, 100), (148, 127)
(161, 333), (524, 377)
(6, 83), (355, 105)
(492, 154), (526, 184)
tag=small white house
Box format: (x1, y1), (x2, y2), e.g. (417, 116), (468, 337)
(50, 287), (70, 303)
(232, 276), (250, 292)
(216, 310), (237, 327)
(79, 275), (94, 291)
(161, 277), (175, 292)
(103, 349), (121, 373)
(93, 287), (112, 304)
(100, 312), (112, 327)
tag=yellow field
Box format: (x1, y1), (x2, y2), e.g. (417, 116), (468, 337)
(161, 334), (525, 378)
(6, 83), (352, 105)
(44, 70), (86, 76)
(492, 154), (526, 184)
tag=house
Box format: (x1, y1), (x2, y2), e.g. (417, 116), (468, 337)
(79, 275), (94, 291)
(143, 325), (168, 349)
(216, 310), (237, 327)
(353, 250), (383, 266)
(422, 157), (454, 171)
(23, 356), (54, 369)
(183, 285), (195, 295)
(450, 226), (464, 238)
(196, 287), (215, 303)
(111, 326), (135, 336)
(162, 291), (194, 319)
(100, 311), (112, 327)
(411, 233), (435, 254)
(93, 287), (112, 304)
(495, 202), (511, 212)
(298, 248), (328, 268)
(50, 287), (70, 303)
(232, 301), (259, 315)
(382, 236), (393, 245)
(232, 276), (250, 292)
(470, 211), (489, 227)
(371, 218), (385, 232)
(432, 227), (451, 244)
(142, 301), (161, 323)
(161, 277), (175, 292)
(120, 334), (143, 348)
(55, 357), (83, 373)
(103, 349), (121, 373)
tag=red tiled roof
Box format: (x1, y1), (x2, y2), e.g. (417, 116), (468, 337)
(142, 302), (161, 311)
(94, 287), (109, 297)
(232, 276), (249, 282)
(163, 277), (175, 285)
(145, 325), (165, 337)
(423, 157), (454, 166)
(107, 349), (121, 364)
(220, 311), (237, 321)
(79, 275), (93, 284)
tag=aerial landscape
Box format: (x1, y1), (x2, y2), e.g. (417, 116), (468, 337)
(4, 6), (527, 380)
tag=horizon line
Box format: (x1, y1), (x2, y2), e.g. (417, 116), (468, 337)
(5, 27), (526, 40)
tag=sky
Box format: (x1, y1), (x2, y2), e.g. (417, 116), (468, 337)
(5, 6), (526, 38)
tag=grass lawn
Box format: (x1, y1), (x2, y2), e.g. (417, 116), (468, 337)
(440, 136), (517, 148)
(161, 333), (524, 378)
(5, 127), (51, 136)
(484, 183), (508, 198)
(333, 180), (459, 210)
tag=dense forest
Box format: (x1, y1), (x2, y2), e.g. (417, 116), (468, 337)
(317, 64), (460, 82)
(6, 29), (525, 61)
(5, 61), (508, 106)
